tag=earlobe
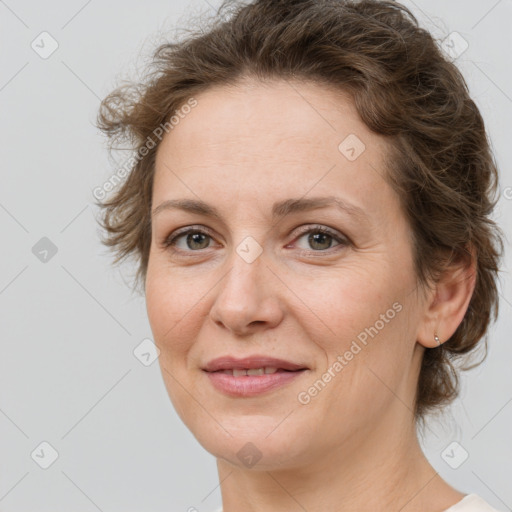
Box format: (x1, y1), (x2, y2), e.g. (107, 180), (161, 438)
(417, 247), (477, 349)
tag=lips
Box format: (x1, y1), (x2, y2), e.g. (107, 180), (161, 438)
(202, 356), (308, 373)
(203, 356), (308, 397)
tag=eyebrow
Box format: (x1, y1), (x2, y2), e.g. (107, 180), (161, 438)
(152, 196), (369, 224)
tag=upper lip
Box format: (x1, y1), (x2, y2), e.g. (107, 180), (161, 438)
(202, 356), (308, 372)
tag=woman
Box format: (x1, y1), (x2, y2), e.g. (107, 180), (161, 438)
(95, 0), (504, 510)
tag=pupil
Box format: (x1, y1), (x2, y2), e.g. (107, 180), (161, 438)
(309, 232), (331, 250)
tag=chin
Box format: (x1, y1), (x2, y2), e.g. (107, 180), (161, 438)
(184, 411), (317, 471)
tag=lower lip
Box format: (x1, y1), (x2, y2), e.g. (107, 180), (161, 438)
(204, 370), (306, 397)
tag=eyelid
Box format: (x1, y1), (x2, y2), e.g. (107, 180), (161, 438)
(292, 224), (348, 243)
(168, 224), (216, 239)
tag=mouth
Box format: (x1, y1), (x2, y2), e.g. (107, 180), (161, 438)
(202, 356), (309, 397)
(211, 367), (300, 376)
(202, 356), (308, 373)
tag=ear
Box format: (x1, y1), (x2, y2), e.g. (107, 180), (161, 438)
(416, 246), (477, 348)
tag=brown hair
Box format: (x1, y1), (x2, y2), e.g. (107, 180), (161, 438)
(95, 0), (504, 420)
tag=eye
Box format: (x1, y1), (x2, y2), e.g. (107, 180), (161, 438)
(161, 224), (349, 255)
(291, 225), (348, 252)
(162, 227), (215, 252)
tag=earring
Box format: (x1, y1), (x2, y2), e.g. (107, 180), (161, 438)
(434, 334), (440, 346)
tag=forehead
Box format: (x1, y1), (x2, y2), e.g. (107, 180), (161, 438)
(157, 78), (371, 162)
(153, 78), (397, 222)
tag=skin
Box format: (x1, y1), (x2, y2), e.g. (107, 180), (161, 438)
(145, 78), (476, 512)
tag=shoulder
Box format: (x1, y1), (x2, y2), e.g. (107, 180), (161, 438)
(444, 494), (504, 512)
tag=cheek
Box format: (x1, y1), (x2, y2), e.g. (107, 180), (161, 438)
(145, 268), (201, 415)
(145, 275), (172, 342)
(145, 262), (200, 353)
(295, 261), (400, 352)
(303, 269), (417, 416)
(295, 258), (416, 410)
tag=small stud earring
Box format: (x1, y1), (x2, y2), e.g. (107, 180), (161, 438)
(434, 334), (440, 346)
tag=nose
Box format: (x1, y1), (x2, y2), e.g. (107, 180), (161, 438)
(209, 250), (285, 337)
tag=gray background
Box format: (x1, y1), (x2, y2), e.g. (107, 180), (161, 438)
(0, 0), (511, 511)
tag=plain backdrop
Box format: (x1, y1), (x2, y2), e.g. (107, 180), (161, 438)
(0, 0), (511, 511)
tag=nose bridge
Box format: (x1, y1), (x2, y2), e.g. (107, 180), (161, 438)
(219, 244), (267, 308)
(223, 229), (268, 290)
(210, 241), (283, 334)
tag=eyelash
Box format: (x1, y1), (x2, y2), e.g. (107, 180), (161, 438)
(161, 224), (349, 256)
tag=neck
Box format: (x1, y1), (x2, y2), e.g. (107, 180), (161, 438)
(216, 402), (463, 512)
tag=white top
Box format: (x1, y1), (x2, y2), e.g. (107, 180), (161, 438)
(213, 494), (502, 511)
(444, 494), (503, 511)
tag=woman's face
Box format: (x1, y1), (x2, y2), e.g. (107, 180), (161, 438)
(146, 78), (428, 469)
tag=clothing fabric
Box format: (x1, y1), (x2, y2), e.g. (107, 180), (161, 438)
(213, 493), (503, 511)
(443, 493), (503, 511)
